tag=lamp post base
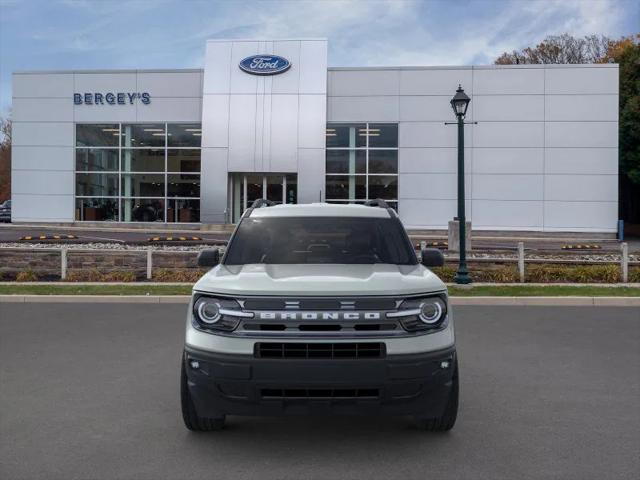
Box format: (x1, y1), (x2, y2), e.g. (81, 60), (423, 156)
(454, 268), (472, 285)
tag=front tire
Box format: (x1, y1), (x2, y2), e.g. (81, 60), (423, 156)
(416, 359), (459, 432)
(180, 355), (225, 431)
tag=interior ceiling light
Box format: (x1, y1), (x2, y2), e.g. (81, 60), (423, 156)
(143, 128), (165, 132)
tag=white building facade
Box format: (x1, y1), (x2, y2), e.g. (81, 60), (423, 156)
(11, 39), (619, 232)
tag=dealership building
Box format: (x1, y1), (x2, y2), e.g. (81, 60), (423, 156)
(11, 39), (619, 231)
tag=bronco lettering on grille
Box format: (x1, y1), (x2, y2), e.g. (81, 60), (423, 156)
(257, 312), (382, 321)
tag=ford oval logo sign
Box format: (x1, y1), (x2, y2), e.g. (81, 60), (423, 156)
(239, 55), (291, 75)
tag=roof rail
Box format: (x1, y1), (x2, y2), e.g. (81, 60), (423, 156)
(250, 199), (277, 208)
(363, 198), (390, 209)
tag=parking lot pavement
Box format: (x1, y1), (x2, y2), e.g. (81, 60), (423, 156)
(1, 304), (638, 480)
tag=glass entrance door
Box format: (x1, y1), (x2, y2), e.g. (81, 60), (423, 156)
(229, 173), (297, 223)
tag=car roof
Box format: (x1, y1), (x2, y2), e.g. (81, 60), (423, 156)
(248, 203), (393, 219)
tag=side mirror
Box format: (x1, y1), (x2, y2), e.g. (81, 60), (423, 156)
(420, 248), (445, 267)
(197, 249), (220, 267)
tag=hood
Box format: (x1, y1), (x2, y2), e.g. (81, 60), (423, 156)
(193, 263), (446, 297)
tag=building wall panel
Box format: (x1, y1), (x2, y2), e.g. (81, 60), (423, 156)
(545, 148), (617, 175)
(136, 97), (202, 122)
(543, 201), (617, 231)
(472, 200), (543, 229)
(12, 122), (73, 147)
(545, 94), (618, 121)
(545, 66), (618, 94)
(473, 95), (544, 122)
(399, 173), (471, 200)
(473, 67), (544, 95)
(472, 174), (543, 201)
(11, 146), (73, 171)
(136, 72), (203, 98)
(399, 69), (472, 96)
(13, 73), (74, 98)
(399, 96), (468, 122)
(12, 170), (73, 195)
(473, 148), (543, 175)
(330, 70), (399, 96)
(545, 121), (618, 148)
(544, 174), (617, 202)
(328, 96), (399, 122)
(11, 194), (74, 222)
(399, 147), (471, 174)
(13, 98), (73, 122)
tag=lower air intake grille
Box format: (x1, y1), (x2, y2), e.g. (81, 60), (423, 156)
(255, 342), (385, 359)
(261, 388), (380, 399)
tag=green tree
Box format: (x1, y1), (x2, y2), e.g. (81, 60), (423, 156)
(607, 35), (640, 225)
(495, 33), (640, 227)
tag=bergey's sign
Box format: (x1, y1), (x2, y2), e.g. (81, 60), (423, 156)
(74, 92), (151, 105)
(239, 55), (291, 75)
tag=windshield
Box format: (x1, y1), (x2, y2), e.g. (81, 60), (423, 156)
(224, 216), (417, 265)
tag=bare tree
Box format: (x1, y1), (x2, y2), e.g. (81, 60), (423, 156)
(495, 34), (611, 64)
(0, 116), (11, 201)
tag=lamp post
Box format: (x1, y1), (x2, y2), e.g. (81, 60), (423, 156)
(450, 85), (472, 284)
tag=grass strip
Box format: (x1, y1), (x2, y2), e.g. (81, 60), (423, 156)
(0, 284), (193, 296)
(448, 285), (640, 297)
(0, 284), (638, 297)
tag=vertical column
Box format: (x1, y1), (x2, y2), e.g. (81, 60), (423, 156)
(518, 242), (525, 283)
(621, 242), (628, 283)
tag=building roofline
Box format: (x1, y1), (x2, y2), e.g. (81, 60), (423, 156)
(328, 63), (618, 71)
(13, 62), (618, 76)
(13, 68), (204, 75)
(206, 38), (327, 42)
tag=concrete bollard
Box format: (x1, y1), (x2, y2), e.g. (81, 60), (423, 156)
(621, 242), (628, 283)
(147, 247), (153, 280)
(61, 247), (68, 280)
(517, 242), (525, 283)
(447, 220), (471, 253)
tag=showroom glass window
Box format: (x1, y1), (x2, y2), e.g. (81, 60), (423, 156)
(75, 124), (201, 222)
(325, 123), (398, 211)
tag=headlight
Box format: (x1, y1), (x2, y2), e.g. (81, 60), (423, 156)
(387, 295), (447, 332)
(196, 298), (221, 324)
(418, 299), (444, 324)
(192, 295), (253, 332)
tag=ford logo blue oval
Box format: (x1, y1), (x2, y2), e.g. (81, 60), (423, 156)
(239, 55), (291, 75)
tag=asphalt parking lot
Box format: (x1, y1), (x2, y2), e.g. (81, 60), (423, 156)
(1, 303), (638, 480)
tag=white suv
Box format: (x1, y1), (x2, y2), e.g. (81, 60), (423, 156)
(181, 200), (458, 431)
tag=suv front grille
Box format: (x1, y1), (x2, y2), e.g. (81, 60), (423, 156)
(261, 388), (380, 399)
(243, 298), (397, 311)
(255, 342), (385, 359)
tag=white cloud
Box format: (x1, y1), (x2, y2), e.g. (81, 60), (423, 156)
(185, 0), (629, 66)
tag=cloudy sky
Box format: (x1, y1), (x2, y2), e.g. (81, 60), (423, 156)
(0, 0), (638, 114)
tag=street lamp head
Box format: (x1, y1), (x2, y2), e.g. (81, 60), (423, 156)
(450, 84), (470, 118)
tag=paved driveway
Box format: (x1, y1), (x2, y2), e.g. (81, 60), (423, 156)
(1, 303), (638, 480)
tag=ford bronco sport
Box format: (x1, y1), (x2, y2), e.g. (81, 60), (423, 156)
(181, 199), (458, 431)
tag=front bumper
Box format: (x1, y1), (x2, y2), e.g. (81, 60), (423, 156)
(184, 346), (456, 417)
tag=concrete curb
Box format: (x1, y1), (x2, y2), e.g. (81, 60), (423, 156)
(0, 295), (192, 303)
(450, 296), (640, 306)
(1, 295), (639, 306)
